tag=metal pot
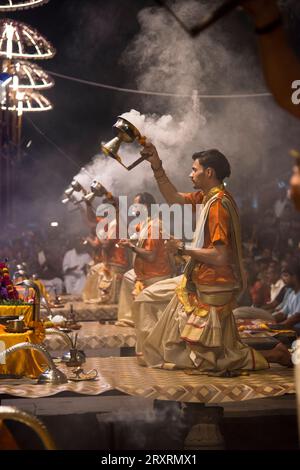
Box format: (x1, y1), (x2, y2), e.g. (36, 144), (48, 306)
(0, 316), (18, 326)
(5, 319), (27, 333)
(62, 348), (86, 367)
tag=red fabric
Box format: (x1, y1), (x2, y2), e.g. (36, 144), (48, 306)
(250, 281), (270, 307)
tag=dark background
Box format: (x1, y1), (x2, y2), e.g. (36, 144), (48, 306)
(8, 0), (154, 204)
(2, 0), (300, 230)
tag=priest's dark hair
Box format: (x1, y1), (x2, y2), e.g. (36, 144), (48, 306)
(192, 149), (231, 181)
(135, 192), (156, 209)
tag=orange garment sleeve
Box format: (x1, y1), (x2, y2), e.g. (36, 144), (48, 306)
(142, 237), (159, 251)
(207, 199), (231, 246)
(183, 191), (204, 209)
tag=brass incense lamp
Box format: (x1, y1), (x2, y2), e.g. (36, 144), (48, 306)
(83, 180), (113, 204)
(45, 329), (86, 367)
(101, 116), (147, 171)
(62, 180), (87, 205)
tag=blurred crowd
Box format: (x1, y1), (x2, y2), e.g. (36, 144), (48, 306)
(1, 186), (300, 310)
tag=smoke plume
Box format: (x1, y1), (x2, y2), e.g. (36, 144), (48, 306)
(72, 0), (300, 208)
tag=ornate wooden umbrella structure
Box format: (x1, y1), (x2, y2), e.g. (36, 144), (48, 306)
(0, 0), (54, 223)
(0, 0), (49, 12)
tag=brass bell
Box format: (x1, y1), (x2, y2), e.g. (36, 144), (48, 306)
(64, 186), (75, 197)
(101, 137), (122, 163)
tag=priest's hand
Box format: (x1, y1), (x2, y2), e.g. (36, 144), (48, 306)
(118, 239), (136, 250)
(241, 0), (280, 27)
(165, 238), (182, 255)
(140, 140), (161, 169)
(272, 311), (286, 324)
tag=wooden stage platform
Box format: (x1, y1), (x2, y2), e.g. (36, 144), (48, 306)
(1, 334), (298, 450)
(44, 322), (136, 352)
(0, 356), (295, 403)
(45, 299), (117, 322)
(43, 321), (295, 357)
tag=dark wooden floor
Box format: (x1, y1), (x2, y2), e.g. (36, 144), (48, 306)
(5, 395), (299, 450)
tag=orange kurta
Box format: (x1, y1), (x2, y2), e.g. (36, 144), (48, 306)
(183, 190), (236, 287)
(134, 220), (172, 281)
(103, 242), (128, 268)
(97, 219), (128, 269)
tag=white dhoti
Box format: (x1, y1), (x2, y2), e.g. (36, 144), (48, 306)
(82, 263), (125, 304)
(136, 293), (269, 375)
(117, 269), (173, 326)
(133, 276), (182, 354)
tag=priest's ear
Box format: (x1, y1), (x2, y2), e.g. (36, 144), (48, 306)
(205, 166), (215, 179)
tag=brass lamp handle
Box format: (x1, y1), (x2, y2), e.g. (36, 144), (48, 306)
(126, 135), (148, 170)
(127, 154), (148, 171)
(0, 406), (56, 450)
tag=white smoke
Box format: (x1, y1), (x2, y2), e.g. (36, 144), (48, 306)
(72, 102), (206, 201)
(71, 0), (299, 206)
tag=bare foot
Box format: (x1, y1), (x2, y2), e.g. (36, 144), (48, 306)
(272, 343), (293, 367)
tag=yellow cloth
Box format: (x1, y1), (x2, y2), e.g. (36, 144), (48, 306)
(132, 280), (145, 298)
(33, 279), (50, 302)
(0, 324), (46, 378)
(0, 305), (32, 319)
(82, 263), (125, 304)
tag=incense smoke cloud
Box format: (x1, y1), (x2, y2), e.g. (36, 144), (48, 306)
(73, 104), (205, 202)
(72, 0), (300, 207)
(98, 405), (185, 449)
(122, 0), (299, 188)
(10, 0), (300, 238)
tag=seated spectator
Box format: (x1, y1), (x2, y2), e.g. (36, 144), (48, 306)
(268, 263), (285, 303)
(250, 267), (270, 307)
(37, 244), (64, 300)
(63, 238), (92, 295)
(234, 266), (292, 321)
(272, 262), (300, 330)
